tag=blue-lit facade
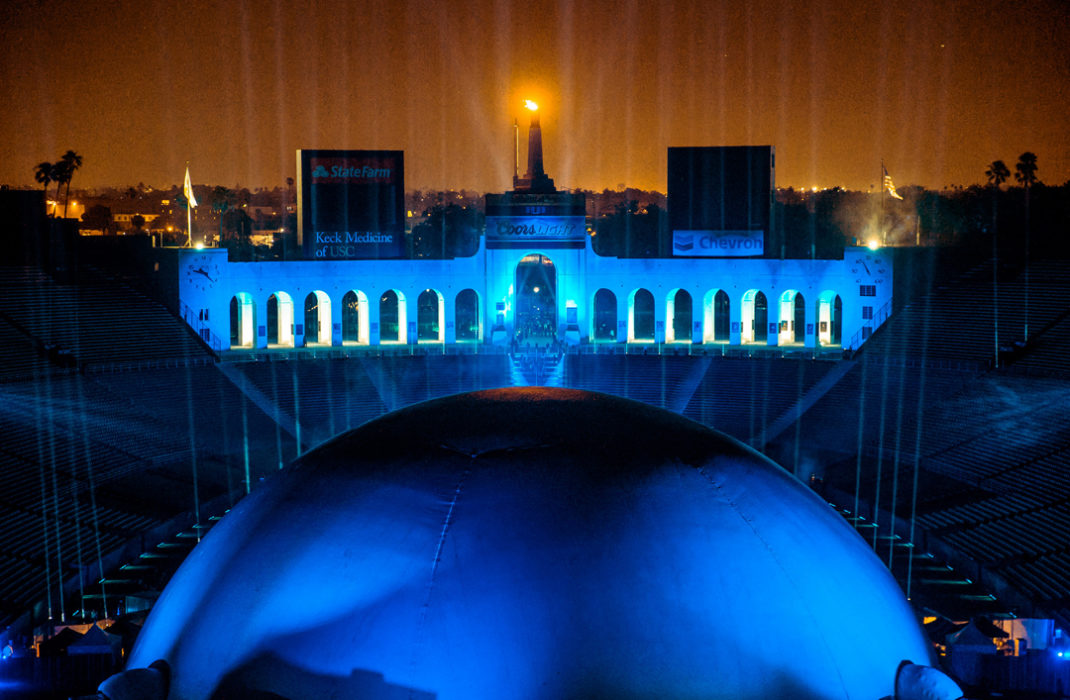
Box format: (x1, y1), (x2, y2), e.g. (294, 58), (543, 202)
(176, 240), (891, 352)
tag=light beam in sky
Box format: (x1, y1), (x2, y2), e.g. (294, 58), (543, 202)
(1, 0), (1068, 191)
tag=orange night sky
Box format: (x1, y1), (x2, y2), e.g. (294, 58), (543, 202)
(2, 0), (1068, 193)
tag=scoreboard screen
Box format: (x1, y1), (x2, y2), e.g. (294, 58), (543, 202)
(297, 150), (405, 259)
(668, 146), (773, 257)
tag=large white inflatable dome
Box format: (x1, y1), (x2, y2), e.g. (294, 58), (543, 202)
(118, 387), (935, 699)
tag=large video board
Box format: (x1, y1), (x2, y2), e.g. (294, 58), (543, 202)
(668, 146), (773, 257)
(297, 149), (405, 259)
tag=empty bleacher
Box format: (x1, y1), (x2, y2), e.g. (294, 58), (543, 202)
(1013, 314), (1070, 377)
(860, 260), (1070, 368)
(681, 356), (839, 446)
(0, 266), (210, 370)
(2, 257), (1070, 642)
(225, 354), (513, 449)
(0, 362), (296, 626)
(0, 315), (58, 382)
(563, 354), (700, 411)
(752, 257), (1070, 630)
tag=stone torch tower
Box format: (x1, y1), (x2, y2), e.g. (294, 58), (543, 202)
(513, 101), (556, 193)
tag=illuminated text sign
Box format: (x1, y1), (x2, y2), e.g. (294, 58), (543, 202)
(485, 215), (586, 249)
(298, 149), (404, 259)
(672, 230), (764, 257)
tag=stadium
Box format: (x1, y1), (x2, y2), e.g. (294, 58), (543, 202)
(1, 125), (1069, 699)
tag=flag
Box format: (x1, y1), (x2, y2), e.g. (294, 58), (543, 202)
(183, 166), (198, 207)
(882, 165), (903, 200)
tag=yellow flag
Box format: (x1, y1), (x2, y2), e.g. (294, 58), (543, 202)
(183, 166), (198, 208)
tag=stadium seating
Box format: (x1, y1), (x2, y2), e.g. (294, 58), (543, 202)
(1, 259), (1070, 643)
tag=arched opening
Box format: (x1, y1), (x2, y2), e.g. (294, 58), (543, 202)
(229, 293), (255, 349)
(515, 253), (557, 343)
(266, 292), (294, 347)
(817, 292), (843, 346)
(714, 289), (730, 342)
(592, 288), (617, 341)
(666, 289), (692, 343)
(778, 290), (805, 345)
(304, 290), (332, 346)
(832, 295), (842, 345)
(379, 289), (407, 344)
(342, 290), (370, 345)
(741, 289), (767, 344)
(628, 288), (655, 342)
(267, 296), (277, 345)
(702, 289), (725, 343)
(455, 289), (481, 341)
(417, 289), (445, 343)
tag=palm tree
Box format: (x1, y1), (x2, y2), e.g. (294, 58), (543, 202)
(51, 160), (71, 216)
(1015, 152), (1039, 342)
(34, 161), (57, 215)
(1015, 152), (1038, 188)
(211, 186), (234, 245)
(59, 150), (83, 218)
(985, 160), (1010, 189)
(985, 160), (1011, 248)
(985, 160), (1011, 366)
(985, 160), (1011, 247)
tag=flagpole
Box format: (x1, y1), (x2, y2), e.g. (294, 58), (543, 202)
(880, 160), (885, 245)
(187, 161), (193, 248)
(184, 162), (198, 248)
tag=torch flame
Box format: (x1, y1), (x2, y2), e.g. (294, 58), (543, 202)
(524, 100), (538, 112)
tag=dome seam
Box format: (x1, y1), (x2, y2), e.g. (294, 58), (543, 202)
(409, 464), (471, 677)
(695, 463), (852, 700)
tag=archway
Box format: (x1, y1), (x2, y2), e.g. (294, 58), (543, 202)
(342, 290), (369, 345)
(379, 289), (407, 344)
(229, 293), (255, 349)
(266, 291), (294, 347)
(817, 292), (843, 346)
(592, 288), (617, 341)
(515, 253), (557, 343)
(455, 289), (481, 341)
(778, 290), (804, 345)
(741, 290), (767, 344)
(702, 289), (730, 343)
(831, 295), (842, 345)
(304, 290), (332, 346)
(418, 289), (445, 343)
(628, 288), (655, 342)
(666, 289), (693, 343)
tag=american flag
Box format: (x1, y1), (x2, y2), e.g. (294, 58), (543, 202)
(882, 164), (903, 200)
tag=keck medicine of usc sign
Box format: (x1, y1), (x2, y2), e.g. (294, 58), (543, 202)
(297, 150), (405, 260)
